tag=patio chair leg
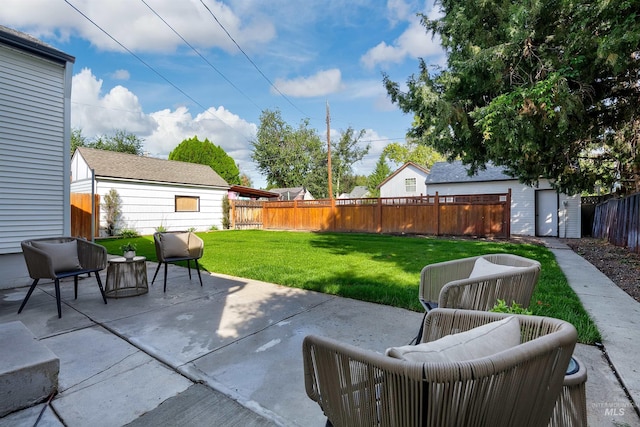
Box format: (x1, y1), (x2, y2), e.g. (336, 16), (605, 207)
(74, 275), (79, 299)
(94, 272), (107, 304)
(18, 278), (39, 314)
(54, 278), (62, 319)
(151, 262), (162, 285)
(163, 262), (168, 293)
(195, 259), (202, 287)
(187, 259), (192, 280)
(413, 311), (429, 345)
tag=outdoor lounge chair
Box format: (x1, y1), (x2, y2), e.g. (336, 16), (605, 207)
(19, 237), (108, 318)
(419, 253), (541, 312)
(303, 308), (578, 427)
(151, 231), (204, 292)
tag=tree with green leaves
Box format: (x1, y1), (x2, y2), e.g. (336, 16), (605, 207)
(367, 154), (392, 197)
(91, 129), (144, 155)
(331, 127), (370, 197)
(71, 128), (87, 157)
(251, 108), (325, 192)
(169, 136), (240, 185)
(382, 139), (444, 169)
(239, 173), (253, 188)
(384, 0), (640, 195)
(71, 128), (143, 157)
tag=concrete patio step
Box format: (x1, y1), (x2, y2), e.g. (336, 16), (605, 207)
(0, 321), (59, 417)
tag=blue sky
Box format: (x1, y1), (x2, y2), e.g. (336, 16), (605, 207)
(2, 0), (444, 189)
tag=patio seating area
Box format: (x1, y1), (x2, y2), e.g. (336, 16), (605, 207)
(0, 239), (638, 426)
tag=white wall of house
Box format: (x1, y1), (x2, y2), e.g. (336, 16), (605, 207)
(380, 165), (428, 198)
(95, 179), (226, 236)
(0, 34), (74, 289)
(71, 155), (226, 235)
(426, 180), (581, 238)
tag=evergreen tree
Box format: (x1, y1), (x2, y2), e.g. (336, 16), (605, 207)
(169, 136), (240, 185)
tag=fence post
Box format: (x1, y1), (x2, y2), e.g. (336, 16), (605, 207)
(435, 192), (440, 236)
(506, 188), (512, 238)
(230, 199), (236, 230)
(377, 197), (382, 233)
(331, 198), (336, 231)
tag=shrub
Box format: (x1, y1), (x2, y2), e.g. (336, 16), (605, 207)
(490, 299), (533, 315)
(119, 228), (139, 238)
(222, 195), (230, 229)
(102, 189), (122, 236)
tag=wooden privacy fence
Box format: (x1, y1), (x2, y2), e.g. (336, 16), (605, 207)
(592, 192), (640, 253)
(230, 191), (511, 238)
(71, 193), (100, 240)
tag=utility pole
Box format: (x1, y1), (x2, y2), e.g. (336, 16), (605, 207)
(326, 101), (333, 199)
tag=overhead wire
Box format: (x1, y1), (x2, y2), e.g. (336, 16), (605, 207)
(197, 0), (309, 119)
(63, 1), (406, 182)
(63, 0), (255, 142)
(139, 0), (262, 112)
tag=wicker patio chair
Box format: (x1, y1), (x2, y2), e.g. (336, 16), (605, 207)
(19, 237), (108, 318)
(151, 231), (204, 292)
(419, 253), (541, 312)
(303, 308), (577, 427)
(549, 355), (588, 427)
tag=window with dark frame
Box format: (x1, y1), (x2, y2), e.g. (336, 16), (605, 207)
(175, 195), (200, 212)
(405, 177), (416, 192)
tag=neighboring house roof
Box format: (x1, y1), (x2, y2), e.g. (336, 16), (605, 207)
(426, 161), (514, 184)
(338, 186), (370, 199)
(0, 25), (75, 63)
(75, 147), (229, 188)
(377, 162), (430, 189)
(268, 187), (313, 200)
(229, 185), (280, 199)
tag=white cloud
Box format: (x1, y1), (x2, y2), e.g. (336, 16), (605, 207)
(71, 68), (260, 184)
(0, 0), (275, 54)
(386, 0), (416, 23)
(71, 68), (157, 135)
(111, 69), (130, 80)
(273, 69), (344, 98)
(361, 16), (442, 69)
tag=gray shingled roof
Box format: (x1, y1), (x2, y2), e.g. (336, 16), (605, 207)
(348, 186), (370, 198)
(0, 25), (75, 63)
(77, 147), (229, 188)
(426, 161), (514, 184)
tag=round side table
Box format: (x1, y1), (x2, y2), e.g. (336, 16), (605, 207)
(105, 256), (149, 298)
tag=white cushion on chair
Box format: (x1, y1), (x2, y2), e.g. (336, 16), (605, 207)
(468, 257), (526, 279)
(161, 233), (190, 258)
(386, 316), (520, 362)
(32, 240), (82, 273)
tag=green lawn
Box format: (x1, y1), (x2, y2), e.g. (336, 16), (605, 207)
(100, 230), (600, 343)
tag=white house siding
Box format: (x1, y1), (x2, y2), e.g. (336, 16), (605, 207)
(380, 165), (428, 198)
(71, 153), (226, 235)
(71, 178), (226, 236)
(0, 30), (74, 289)
(426, 180), (581, 238)
(0, 43), (70, 254)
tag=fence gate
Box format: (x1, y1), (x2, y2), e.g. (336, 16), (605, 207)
(230, 200), (264, 229)
(71, 193), (100, 239)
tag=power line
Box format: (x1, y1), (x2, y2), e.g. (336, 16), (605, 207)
(198, 0), (309, 118)
(63, 0), (254, 142)
(139, 0), (262, 112)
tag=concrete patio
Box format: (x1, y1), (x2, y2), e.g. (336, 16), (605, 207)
(0, 238), (639, 426)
